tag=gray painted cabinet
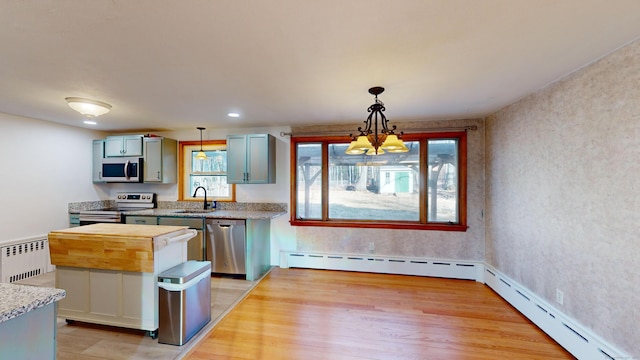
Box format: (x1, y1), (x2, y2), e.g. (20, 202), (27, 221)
(143, 137), (177, 183)
(226, 134), (276, 184)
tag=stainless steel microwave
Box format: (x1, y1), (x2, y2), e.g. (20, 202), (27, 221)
(101, 157), (143, 182)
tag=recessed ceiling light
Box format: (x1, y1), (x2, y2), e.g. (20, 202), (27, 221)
(83, 120), (97, 125)
(227, 112), (240, 118)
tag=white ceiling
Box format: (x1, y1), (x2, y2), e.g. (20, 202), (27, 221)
(1, 0), (640, 133)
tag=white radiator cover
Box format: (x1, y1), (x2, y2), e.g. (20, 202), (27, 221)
(280, 251), (630, 360)
(280, 251), (483, 281)
(0, 236), (51, 283)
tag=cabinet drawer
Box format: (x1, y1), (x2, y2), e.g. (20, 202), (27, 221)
(158, 217), (204, 229)
(125, 216), (158, 225)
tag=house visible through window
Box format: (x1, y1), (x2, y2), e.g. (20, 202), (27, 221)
(179, 141), (235, 202)
(291, 132), (467, 231)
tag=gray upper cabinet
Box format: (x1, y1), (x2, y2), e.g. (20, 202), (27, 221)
(92, 139), (105, 183)
(105, 135), (143, 157)
(227, 134), (276, 184)
(143, 137), (177, 183)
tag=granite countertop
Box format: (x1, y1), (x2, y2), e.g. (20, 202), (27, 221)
(123, 209), (286, 220)
(69, 201), (288, 220)
(0, 283), (65, 323)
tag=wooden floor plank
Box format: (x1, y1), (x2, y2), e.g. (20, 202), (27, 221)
(184, 267), (574, 360)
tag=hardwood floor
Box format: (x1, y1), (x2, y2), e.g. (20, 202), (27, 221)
(15, 271), (257, 359)
(184, 267), (574, 360)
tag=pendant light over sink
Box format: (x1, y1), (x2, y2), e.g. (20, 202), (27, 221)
(196, 127), (207, 160)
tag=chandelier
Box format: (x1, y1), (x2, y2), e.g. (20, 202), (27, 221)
(345, 87), (408, 155)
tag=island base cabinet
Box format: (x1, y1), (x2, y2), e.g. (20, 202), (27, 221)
(57, 267), (160, 333)
(0, 302), (57, 359)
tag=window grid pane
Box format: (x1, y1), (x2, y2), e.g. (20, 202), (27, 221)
(192, 150), (227, 173)
(427, 139), (458, 223)
(327, 142), (420, 221)
(296, 143), (322, 219)
(188, 147), (232, 200)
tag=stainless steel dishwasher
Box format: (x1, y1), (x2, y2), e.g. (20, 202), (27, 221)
(205, 219), (246, 275)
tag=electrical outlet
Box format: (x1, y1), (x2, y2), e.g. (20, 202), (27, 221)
(369, 242), (375, 251)
(556, 289), (564, 305)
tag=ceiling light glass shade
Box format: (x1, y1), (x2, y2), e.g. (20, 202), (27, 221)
(352, 135), (374, 151)
(345, 140), (366, 155)
(380, 134), (408, 152)
(196, 150), (207, 160)
(386, 142), (409, 153)
(366, 147), (384, 156)
(65, 97), (112, 117)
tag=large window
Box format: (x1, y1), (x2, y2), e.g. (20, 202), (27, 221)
(179, 140), (235, 202)
(291, 132), (467, 231)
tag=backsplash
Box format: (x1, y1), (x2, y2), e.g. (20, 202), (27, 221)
(68, 200), (114, 212)
(68, 201), (287, 213)
(157, 201), (287, 212)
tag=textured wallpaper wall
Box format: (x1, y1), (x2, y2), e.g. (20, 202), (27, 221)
(294, 117), (486, 261)
(485, 39), (640, 356)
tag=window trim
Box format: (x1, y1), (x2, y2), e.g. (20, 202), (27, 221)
(178, 140), (236, 202)
(289, 132), (467, 231)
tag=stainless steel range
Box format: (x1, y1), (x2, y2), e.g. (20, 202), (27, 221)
(79, 192), (156, 225)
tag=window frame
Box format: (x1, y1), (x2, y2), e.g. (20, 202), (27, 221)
(178, 140), (236, 202)
(289, 132), (467, 231)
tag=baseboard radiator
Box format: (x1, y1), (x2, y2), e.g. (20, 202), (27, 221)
(280, 251), (484, 281)
(279, 251), (630, 360)
(483, 265), (630, 360)
(0, 237), (50, 283)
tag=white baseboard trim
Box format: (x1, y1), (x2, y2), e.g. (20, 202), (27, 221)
(279, 251), (631, 360)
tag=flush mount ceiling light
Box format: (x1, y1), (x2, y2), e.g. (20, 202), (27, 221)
(196, 127), (207, 160)
(227, 112), (240, 118)
(345, 87), (409, 156)
(65, 97), (112, 117)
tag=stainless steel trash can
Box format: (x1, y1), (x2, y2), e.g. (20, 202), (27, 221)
(158, 260), (212, 345)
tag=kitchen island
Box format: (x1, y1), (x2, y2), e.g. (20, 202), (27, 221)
(48, 223), (196, 337)
(0, 282), (65, 358)
(68, 201), (287, 281)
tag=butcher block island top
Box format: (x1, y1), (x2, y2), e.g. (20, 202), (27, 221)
(48, 223), (189, 273)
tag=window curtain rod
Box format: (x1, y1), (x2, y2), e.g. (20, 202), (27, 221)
(279, 125), (477, 138)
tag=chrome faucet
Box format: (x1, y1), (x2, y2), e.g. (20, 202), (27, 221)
(193, 186), (209, 209)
